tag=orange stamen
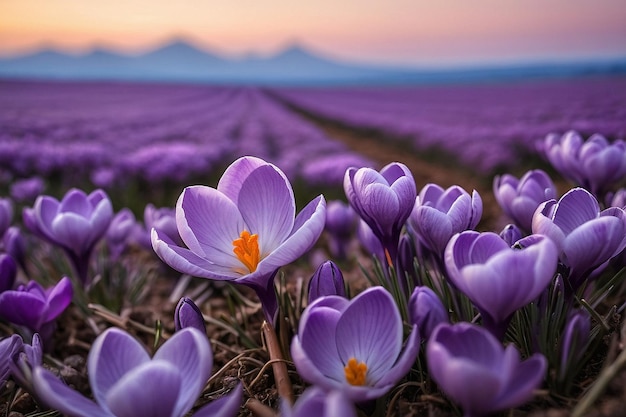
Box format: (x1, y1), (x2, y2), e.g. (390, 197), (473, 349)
(344, 357), (368, 386)
(232, 230), (260, 273)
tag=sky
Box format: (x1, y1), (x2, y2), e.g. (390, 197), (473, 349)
(1, 0), (626, 67)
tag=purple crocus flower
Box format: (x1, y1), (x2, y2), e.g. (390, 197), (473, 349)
(281, 387), (357, 417)
(499, 224), (523, 247)
(174, 297), (205, 334)
(427, 322), (547, 417)
(308, 260), (346, 304)
(9, 176), (45, 203)
(0, 277), (73, 347)
(152, 156), (326, 322)
(0, 198), (13, 238)
(409, 183), (482, 258)
(291, 287), (420, 402)
(133, 204), (181, 251)
(445, 231), (558, 339)
(0, 254), (17, 293)
(10, 333), (42, 394)
(408, 286), (449, 340)
(532, 187), (626, 291)
(0, 334), (23, 393)
(30, 188), (113, 285)
(542, 131), (626, 198)
(2, 227), (27, 273)
(32, 327), (242, 417)
(106, 208), (136, 260)
(493, 169), (557, 233)
(344, 162), (416, 264)
(324, 200), (357, 260)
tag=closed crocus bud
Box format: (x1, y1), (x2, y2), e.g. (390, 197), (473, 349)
(0, 254), (17, 293)
(559, 309), (590, 380)
(445, 231), (558, 340)
(532, 187), (626, 291)
(0, 198), (13, 238)
(308, 260), (346, 304)
(325, 200), (356, 259)
(3, 227), (27, 273)
(106, 208), (136, 260)
(493, 170), (557, 233)
(542, 131), (626, 198)
(499, 224), (523, 247)
(410, 183), (483, 258)
(408, 286), (448, 340)
(427, 323), (547, 417)
(174, 297), (206, 334)
(344, 162), (416, 262)
(31, 188), (113, 286)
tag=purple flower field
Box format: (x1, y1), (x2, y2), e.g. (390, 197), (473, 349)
(0, 77), (625, 417)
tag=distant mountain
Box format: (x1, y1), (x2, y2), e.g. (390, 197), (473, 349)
(1, 40), (625, 85)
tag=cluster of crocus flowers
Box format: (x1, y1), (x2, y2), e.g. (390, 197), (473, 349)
(153, 156), (326, 321)
(32, 327), (242, 417)
(541, 131), (626, 199)
(493, 169), (557, 233)
(344, 162), (416, 264)
(291, 286), (419, 403)
(427, 323), (547, 417)
(532, 187), (626, 291)
(26, 188), (113, 286)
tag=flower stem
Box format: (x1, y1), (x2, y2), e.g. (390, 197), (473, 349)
(262, 320), (294, 405)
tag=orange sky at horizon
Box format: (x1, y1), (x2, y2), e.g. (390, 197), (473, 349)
(2, 0), (626, 66)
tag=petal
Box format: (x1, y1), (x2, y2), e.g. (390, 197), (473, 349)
(291, 335), (343, 391)
(59, 189), (91, 217)
(50, 213), (91, 254)
(237, 164), (295, 253)
(376, 324), (420, 387)
(193, 383), (242, 417)
(0, 291), (45, 330)
(34, 195), (60, 238)
(177, 186), (245, 264)
(335, 288), (403, 384)
(105, 361), (181, 417)
(298, 306), (344, 382)
(493, 353), (547, 410)
(259, 195), (325, 270)
(413, 206), (453, 254)
(154, 328), (213, 417)
(44, 276), (73, 322)
(152, 229), (240, 280)
(563, 216), (625, 273)
(88, 328), (150, 412)
(552, 188), (600, 235)
(217, 156), (268, 202)
(468, 232), (510, 264)
(32, 367), (110, 417)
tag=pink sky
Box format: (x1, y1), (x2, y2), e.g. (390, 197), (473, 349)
(1, 0), (625, 66)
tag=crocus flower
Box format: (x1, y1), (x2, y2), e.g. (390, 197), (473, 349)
(291, 286), (420, 403)
(30, 188), (113, 285)
(559, 309), (590, 381)
(174, 297), (205, 334)
(281, 387), (357, 417)
(542, 131), (626, 198)
(493, 169), (557, 233)
(409, 183), (482, 258)
(499, 224), (523, 247)
(308, 260), (346, 304)
(0, 198), (12, 238)
(152, 156), (326, 322)
(427, 323), (547, 417)
(408, 286), (449, 340)
(324, 200), (357, 260)
(2, 227), (26, 273)
(344, 162), (416, 263)
(0, 334), (23, 393)
(445, 231), (558, 339)
(532, 187), (626, 291)
(10, 333), (42, 394)
(33, 327), (242, 417)
(106, 208), (136, 260)
(9, 176), (45, 203)
(0, 253), (17, 293)
(133, 204), (181, 251)
(0, 277), (73, 347)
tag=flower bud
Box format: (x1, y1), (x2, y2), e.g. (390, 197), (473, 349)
(174, 297), (205, 334)
(308, 261), (346, 304)
(408, 286), (448, 340)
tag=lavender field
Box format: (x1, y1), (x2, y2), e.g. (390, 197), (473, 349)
(0, 76), (625, 417)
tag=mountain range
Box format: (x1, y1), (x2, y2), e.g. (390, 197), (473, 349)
(1, 40), (625, 86)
